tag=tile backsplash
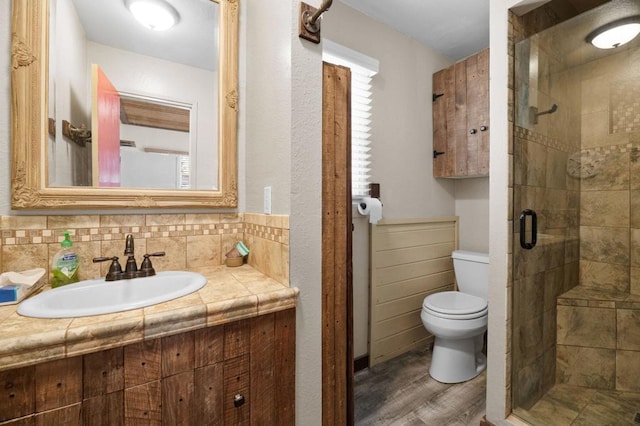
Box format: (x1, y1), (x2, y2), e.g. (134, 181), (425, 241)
(0, 213), (289, 287)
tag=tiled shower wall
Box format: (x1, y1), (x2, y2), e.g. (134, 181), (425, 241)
(552, 32), (640, 395)
(0, 213), (289, 287)
(576, 47), (640, 296)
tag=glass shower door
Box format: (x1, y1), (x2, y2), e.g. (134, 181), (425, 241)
(512, 23), (582, 412)
(512, 1), (640, 423)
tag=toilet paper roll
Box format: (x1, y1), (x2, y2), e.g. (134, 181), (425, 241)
(357, 197), (383, 224)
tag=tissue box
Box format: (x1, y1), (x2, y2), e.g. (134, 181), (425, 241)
(0, 282), (44, 306)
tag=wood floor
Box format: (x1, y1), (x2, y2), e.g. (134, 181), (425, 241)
(354, 347), (486, 425)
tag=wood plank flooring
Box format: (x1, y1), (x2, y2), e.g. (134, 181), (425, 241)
(354, 347), (486, 425)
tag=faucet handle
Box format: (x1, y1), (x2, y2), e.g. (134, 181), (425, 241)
(93, 256), (123, 281)
(138, 252), (166, 277)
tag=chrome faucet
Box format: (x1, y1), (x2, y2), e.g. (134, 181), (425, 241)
(93, 234), (165, 281)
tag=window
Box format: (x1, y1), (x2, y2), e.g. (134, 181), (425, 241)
(323, 40), (379, 199)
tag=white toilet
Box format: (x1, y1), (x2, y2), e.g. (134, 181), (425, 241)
(420, 250), (489, 383)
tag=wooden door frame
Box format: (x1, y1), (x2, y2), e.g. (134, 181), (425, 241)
(321, 62), (354, 426)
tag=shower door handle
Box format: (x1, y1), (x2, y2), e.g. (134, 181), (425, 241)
(519, 209), (537, 250)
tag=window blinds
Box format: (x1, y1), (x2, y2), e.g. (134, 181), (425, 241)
(323, 40), (379, 199)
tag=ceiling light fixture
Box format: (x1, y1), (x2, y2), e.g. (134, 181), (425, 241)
(586, 16), (640, 49)
(126, 0), (180, 31)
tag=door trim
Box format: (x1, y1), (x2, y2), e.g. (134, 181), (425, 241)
(321, 61), (354, 426)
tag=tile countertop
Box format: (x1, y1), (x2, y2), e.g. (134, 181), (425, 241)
(0, 264), (298, 372)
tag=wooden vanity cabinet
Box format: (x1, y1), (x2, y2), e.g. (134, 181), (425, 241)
(432, 48), (489, 178)
(0, 309), (295, 425)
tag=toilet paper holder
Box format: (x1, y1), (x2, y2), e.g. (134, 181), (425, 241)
(359, 200), (382, 209)
(359, 182), (382, 211)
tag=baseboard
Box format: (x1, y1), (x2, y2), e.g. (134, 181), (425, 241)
(480, 415), (495, 426)
(354, 355), (369, 372)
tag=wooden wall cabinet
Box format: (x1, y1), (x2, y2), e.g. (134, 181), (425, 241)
(432, 48), (489, 178)
(0, 309), (295, 425)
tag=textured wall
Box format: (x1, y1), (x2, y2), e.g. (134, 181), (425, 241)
(244, 0), (292, 215)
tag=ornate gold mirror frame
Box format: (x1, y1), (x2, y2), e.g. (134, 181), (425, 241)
(10, 0), (238, 209)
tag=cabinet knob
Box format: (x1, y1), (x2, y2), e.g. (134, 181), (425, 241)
(234, 394), (245, 407)
(433, 150), (445, 159)
(469, 128), (477, 135)
(480, 125), (488, 131)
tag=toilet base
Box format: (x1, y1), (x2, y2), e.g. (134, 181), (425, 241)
(429, 334), (486, 384)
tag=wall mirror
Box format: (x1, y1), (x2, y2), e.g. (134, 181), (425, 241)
(11, 0), (238, 209)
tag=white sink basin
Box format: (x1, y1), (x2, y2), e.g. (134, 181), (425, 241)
(17, 271), (207, 318)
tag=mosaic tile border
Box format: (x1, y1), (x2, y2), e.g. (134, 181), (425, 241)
(1, 213), (289, 247)
(580, 142), (639, 156)
(2, 223), (244, 246)
(515, 126), (563, 151)
(244, 223), (289, 245)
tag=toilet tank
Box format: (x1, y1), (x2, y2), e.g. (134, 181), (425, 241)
(451, 250), (489, 300)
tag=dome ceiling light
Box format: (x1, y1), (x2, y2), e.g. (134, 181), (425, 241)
(586, 16), (640, 49)
(126, 0), (180, 31)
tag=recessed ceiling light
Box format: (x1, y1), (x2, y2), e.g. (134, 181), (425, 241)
(586, 16), (640, 49)
(126, 0), (180, 31)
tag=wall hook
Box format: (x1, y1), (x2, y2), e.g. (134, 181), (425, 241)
(62, 120), (92, 147)
(299, 0), (333, 44)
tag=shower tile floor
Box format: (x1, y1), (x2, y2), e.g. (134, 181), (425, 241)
(514, 384), (640, 425)
(354, 348), (486, 425)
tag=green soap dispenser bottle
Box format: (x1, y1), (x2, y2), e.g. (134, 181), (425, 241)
(51, 232), (80, 288)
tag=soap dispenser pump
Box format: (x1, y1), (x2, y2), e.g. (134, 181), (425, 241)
(51, 231), (80, 288)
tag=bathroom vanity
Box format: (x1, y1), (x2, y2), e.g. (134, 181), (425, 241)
(0, 265), (297, 425)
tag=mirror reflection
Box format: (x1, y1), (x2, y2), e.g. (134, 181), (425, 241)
(48, 0), (218, 190)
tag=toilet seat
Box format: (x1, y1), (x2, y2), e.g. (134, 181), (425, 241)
(423, 291), (487, 320)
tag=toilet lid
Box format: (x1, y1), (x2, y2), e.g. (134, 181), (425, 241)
(423, 291), (487, 317)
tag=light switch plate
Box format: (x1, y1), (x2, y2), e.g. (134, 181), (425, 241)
(264, 186), (272, 214)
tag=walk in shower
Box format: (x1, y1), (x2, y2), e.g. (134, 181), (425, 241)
(512, 1), (640, 424)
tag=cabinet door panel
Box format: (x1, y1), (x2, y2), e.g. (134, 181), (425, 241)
(194, 364), (224, 425)
(432, 48), (489, 178)
(223, 354), (250, 425)
(476, 49), (490, 175)
(465, 52), (481, 176)
(433, 69), (447, 177)
(162, 371), (195, 426)
(454, 61), (469, 176)
(124, 381), (162, 425)
(124, 339), (161, 388)
(84, 347), (124, 398)
(224, 320), (250, 360)
(0, 366), (35, 421)
(250, 314), (275, 425)
(466, 48), (490, 176)
(161, 332), (195, 378)
(35, 357), (82, 413)
(274, 309), (296, 426)
(82, 391), (124, 426)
